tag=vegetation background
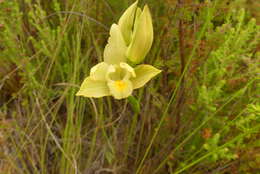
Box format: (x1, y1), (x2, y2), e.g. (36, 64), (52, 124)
(0, 0), (259, 173)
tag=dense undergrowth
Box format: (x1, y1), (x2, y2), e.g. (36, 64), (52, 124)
(0, 0), (259, 173)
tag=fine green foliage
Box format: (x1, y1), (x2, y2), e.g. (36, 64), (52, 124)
(0, 0), (259, 174)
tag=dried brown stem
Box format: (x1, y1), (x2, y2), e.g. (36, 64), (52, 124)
(174, 0), (186, 134)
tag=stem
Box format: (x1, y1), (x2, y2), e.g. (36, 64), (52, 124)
(136, 1), (214, 173)
(174, 0), (186, 134)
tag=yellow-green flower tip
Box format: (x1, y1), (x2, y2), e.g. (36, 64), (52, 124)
(126, 5), (153, 64)
(118, 1), (138, 45)
(104, 24), (127, 64)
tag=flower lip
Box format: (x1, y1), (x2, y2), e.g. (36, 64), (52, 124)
(106, 63), (136, 82)
(120, 62), (136, 78)
(106, 65), (121, 81)
(105, 63), (135, 99)
(114, 80), (127, 91)
(108, 79), (133, 99)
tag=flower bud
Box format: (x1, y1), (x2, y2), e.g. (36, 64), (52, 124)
(126, 5), (153, 64)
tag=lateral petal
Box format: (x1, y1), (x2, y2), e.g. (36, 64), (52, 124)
(76, 77), (110, 98)
(131, 64), (161, 89)
(90, 62), (109, 81)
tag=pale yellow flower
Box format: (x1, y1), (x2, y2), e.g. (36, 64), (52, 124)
(76, 1), (161, 99)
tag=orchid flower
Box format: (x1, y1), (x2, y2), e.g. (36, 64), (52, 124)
(76, 1), (161, 99)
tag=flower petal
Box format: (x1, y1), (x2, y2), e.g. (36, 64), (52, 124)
(104, 24), (127, 64)
(120, 62), (136, 78)
(126, 5), (153, 64)
(108, 79), (133, 99)
(133, 7), (142, 31)
(90, 62), (109, 81)
(131, 64), (161, 89)
(106, 64), (120, 81)
(118, 1), (138, 45)
(76, 77), (110, 98)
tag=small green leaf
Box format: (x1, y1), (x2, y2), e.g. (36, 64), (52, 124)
(127, 95), (140, 113)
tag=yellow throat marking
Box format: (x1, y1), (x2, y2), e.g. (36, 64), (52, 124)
(115, 81), (126, 91)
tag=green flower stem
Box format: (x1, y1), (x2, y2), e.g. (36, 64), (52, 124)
(123, 92), (143, 165)
(99, 98), (115, 161)
(127, 95), (141, 113)
(86, 99), (99, 169)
